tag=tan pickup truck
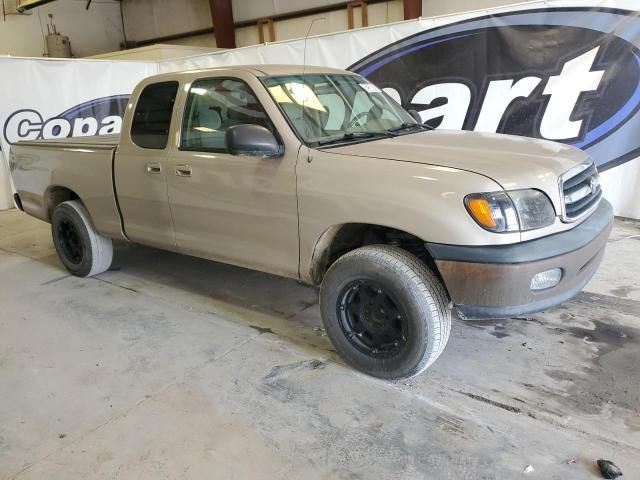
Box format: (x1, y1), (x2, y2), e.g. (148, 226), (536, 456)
(9, 65), (613, 379)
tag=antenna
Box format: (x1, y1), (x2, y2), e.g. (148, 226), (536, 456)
(300, 17), (326, 146)
(303, 17), (325, 75)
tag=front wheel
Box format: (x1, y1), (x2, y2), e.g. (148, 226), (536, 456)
(51, 200), (113, 277)
(320, 245), (451, 379)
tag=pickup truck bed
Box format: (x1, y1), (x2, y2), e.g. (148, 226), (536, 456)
(10, 134), (124, 239)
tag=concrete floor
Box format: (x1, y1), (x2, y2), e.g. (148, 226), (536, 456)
(0, 209), (639, 480)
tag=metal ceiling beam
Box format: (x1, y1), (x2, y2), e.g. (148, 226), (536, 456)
(16, 0), (58, 12)
(209, 0), (236, 48)
(403, 0), (421, 20)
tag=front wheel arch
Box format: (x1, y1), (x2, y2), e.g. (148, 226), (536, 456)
(308, 223), (447, 292)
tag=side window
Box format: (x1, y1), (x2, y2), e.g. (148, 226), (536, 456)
(181, 78), (274, 152)
(131, 81), (179, 150)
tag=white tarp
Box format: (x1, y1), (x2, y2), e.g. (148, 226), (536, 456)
(1, 0), (639, 218)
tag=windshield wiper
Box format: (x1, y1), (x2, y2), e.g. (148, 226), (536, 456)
(386, 122), (432, 133)
(317, 131), (393, 146)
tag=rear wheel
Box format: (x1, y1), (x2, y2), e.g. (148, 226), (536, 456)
(51, 200), (113, 277)
(320, 245), (451, 379)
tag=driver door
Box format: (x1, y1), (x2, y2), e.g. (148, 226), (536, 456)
(166, 74), (300, 278)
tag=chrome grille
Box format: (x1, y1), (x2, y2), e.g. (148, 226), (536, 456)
(560, 161), (602, 221)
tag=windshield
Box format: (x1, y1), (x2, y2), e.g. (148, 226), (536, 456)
(262, 74), (418, 147)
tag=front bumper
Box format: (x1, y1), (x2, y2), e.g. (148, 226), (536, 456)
(426, 199), (614, 319)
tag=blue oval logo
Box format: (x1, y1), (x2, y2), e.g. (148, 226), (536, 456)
(349, 8), (640, 171)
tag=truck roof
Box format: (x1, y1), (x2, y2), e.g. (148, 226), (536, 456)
(146, 64), (355, 82)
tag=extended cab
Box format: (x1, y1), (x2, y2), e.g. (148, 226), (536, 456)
(10, 65), (613, 379)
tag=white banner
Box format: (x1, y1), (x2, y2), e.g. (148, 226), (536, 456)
(1, 0), (639, 218)
(0, 57), (157, 209)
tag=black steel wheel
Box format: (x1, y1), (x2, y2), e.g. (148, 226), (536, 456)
(56, 218), (84, 265)
(337, 280), (408, 358)
(320, 245), (451, 379)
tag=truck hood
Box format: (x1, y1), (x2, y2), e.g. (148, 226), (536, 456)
(328, 129), (589, 208)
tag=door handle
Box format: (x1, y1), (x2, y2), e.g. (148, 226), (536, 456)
(175, 164), (192, 177)
(145, 162), (162, 174)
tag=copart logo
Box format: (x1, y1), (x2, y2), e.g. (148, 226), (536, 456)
(350, 8), (640, 171)
(3, 95), (129, 145)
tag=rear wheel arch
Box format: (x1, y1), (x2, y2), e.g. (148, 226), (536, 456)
(44, 186), (81, 221)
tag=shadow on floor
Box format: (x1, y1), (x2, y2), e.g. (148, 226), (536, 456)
(98, 241), (337, 357)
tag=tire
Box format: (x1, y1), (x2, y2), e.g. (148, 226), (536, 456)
(51, 200), (113, 277)
(320, 245), (451, 379)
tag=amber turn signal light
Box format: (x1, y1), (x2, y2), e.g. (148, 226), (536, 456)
(466, 197), (497, 229)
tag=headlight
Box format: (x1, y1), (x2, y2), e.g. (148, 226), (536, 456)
(465, 189), (555, 232)
(507, 189), (556, 230)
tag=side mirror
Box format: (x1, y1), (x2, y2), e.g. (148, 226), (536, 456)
(225, 124), (283, 157)
(408, 109), (423, 124)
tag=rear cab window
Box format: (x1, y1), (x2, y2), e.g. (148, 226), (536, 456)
(131, 81), (179, 149)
